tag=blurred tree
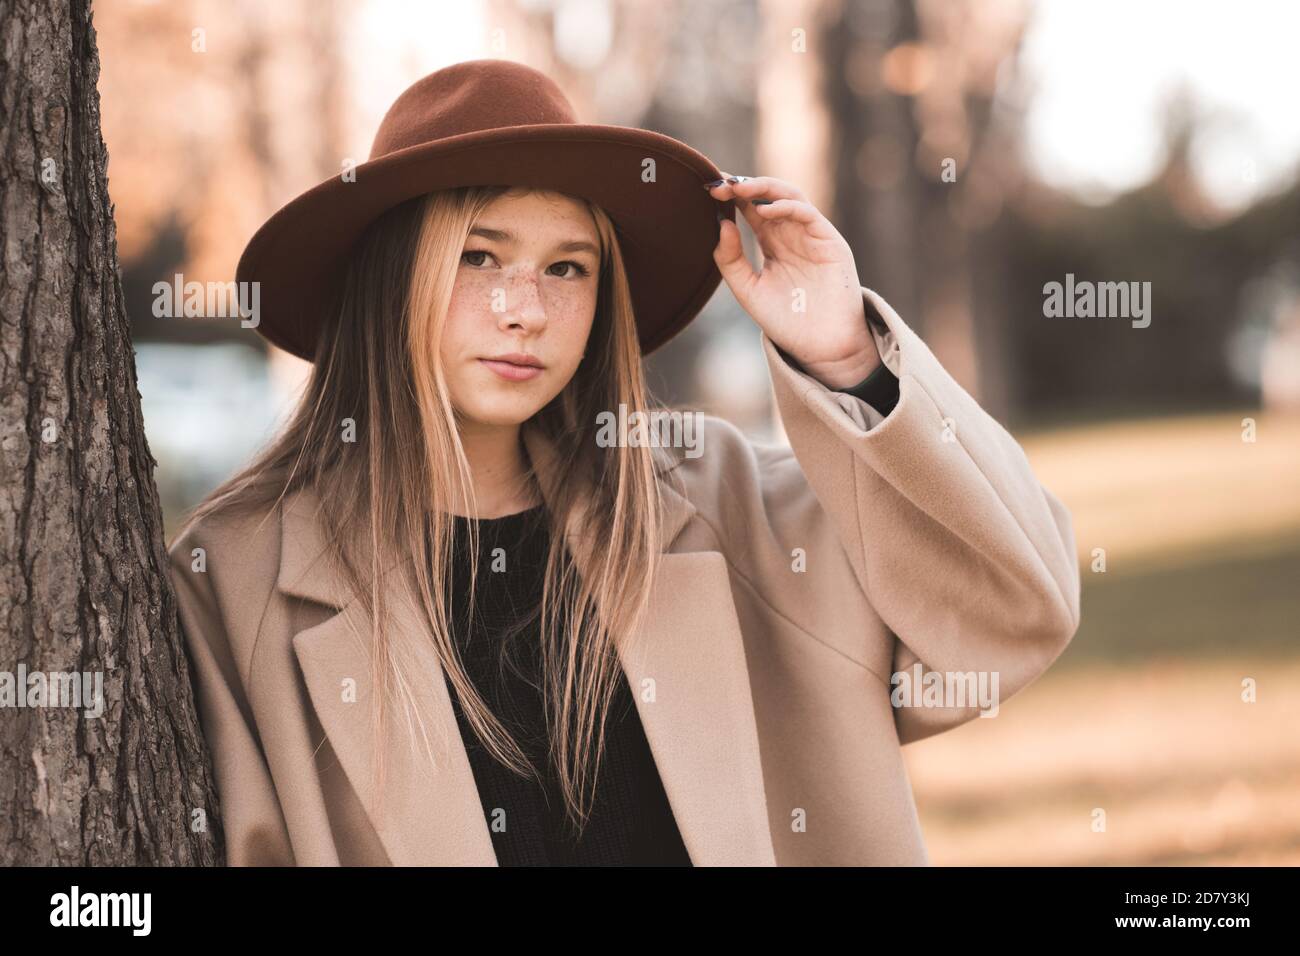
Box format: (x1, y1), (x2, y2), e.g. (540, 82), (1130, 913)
(993, 88), (1300, 424)
(0, 0), (221, 863)
(822, 0), (1031, 419)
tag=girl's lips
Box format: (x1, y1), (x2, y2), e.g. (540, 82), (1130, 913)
(479, 358), (543, 382)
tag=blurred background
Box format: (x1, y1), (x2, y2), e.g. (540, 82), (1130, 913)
(99, 0), (1299, 864)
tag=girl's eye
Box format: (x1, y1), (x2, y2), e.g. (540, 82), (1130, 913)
(549, 260), (592, 279)
(461, 250), (591, 279)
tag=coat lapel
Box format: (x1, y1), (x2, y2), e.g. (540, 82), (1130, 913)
(609, 548), (776, 865)
(280, 490), (497, 865)
(277, 428), (775, 866)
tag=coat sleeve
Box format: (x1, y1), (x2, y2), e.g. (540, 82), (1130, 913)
(748, 286), (1080, 744)
(168, 521), (297, 865)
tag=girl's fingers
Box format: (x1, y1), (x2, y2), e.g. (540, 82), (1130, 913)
(731, 175), (809, 205)
(704, 171), (734, 199)
(709, 174), (832, 239)
(752, 198), (839, 239)
(709, 176), (837, 264)
(709, 171), (771, 256)
(711, 172), (783, 253)
(752, 198), (817, 222)
(711, 215), (756, 301)
(704, 172), (808, 205)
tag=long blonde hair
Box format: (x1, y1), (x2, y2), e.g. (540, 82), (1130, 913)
(182, 185), (675, 835)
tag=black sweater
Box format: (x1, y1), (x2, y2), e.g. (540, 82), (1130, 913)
(435, 356), (901, 865)
(441, 505), (693, 866)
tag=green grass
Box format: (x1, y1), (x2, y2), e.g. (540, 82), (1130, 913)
(1060, 535), (1300, 666)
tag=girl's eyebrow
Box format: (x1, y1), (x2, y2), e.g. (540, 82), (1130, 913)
(468, 225), (599, 257)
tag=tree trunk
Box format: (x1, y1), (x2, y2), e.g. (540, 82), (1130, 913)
(0, 0), (222, 864)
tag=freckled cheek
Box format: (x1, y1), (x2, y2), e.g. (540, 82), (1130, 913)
(448, 272), (500, 315)
(554, 315), (596, 373)
(540, 288), (588, 324)
(444, 278), (505, 351)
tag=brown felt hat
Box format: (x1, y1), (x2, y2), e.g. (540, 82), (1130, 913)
(235, 58), (735, 361)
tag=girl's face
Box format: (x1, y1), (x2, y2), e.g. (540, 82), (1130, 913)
(440, 189), (602, 429)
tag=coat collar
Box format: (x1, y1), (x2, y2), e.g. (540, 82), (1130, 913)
(276, 426), (775, 866)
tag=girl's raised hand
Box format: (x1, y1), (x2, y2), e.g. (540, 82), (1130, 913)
(706, 172), (881, 389)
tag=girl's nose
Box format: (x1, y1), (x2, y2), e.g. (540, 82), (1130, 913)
(497, 273), (547, 333)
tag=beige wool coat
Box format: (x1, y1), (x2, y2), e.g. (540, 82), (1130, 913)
(168, 286), (1081, 867)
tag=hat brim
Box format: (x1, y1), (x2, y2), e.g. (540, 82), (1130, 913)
(234, 123), (735, 361)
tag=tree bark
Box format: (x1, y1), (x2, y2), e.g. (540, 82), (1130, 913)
(0, 0), (222, 864)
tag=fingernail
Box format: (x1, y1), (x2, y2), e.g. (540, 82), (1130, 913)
(725, 176), (741, 184)
(751, 199), (773, 205)
(702, 179), (725, 189)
